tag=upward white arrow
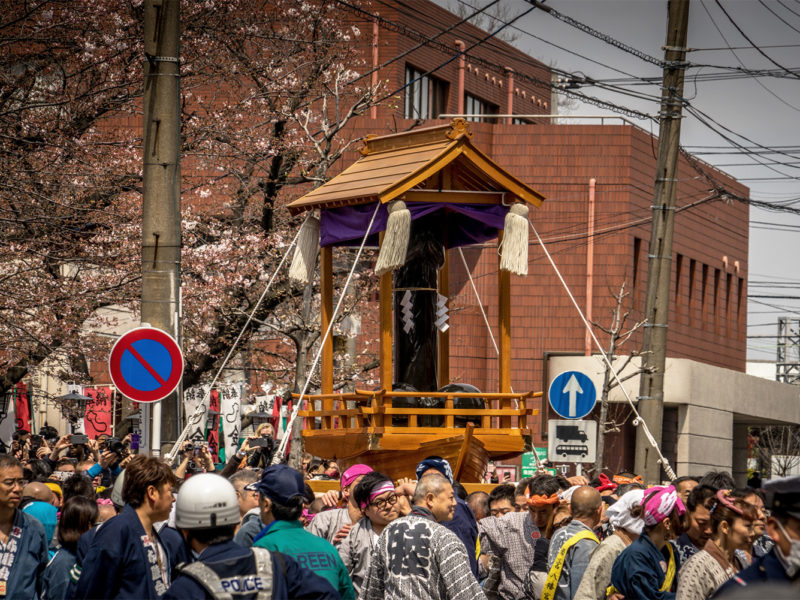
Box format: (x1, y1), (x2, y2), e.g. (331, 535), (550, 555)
(562, 374), (583, 417)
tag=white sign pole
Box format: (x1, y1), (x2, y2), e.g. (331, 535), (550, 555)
(151, 400), (162, 457)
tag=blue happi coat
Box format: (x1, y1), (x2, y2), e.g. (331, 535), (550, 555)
(73, 504), (176, 599)
(610, 533), (678, 600)
(1, 509), (48, 599)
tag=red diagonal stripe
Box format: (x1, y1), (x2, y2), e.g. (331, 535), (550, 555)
(125, 342), (168, 386)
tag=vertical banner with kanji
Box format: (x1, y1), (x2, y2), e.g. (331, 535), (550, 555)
(183, 385), (210, 443)
(208, 390), (220, 460)
(83, 387), (114, 439)
(219, 384), (241, 465)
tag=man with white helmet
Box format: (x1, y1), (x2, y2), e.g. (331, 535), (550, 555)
(163, 473), (339, 600)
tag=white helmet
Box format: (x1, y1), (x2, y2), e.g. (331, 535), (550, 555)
(175, 473), (240, 529)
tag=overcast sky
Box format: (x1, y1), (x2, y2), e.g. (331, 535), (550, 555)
(438, 0), (800, 363)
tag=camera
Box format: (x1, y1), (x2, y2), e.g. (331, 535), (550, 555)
(29, 435), (43, 452)
(183, 442), (194, 453)
(250, 436), (274, 449)
(69, 434), (89, 445)
(105, 436), (125, 455)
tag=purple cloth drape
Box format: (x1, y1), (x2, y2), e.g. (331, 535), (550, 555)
(319, 201), (509, 248)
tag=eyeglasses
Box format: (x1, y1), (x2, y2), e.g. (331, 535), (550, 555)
(0, 478), (25, 489)
(369, 493), (398, 511)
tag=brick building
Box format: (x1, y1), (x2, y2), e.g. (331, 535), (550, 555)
(330, 0), (800, 476)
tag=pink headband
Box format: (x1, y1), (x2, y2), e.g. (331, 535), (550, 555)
(360, 481), (395, 509)
(340, 464), (373, 490)
(642, 485), (686, 526)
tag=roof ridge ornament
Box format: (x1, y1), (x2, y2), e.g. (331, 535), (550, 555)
(447, 118), (472, 139)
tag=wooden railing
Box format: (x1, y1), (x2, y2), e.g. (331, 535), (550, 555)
(296, 389), (542, 433)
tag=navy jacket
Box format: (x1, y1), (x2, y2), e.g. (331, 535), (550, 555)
(162, 539), (341, 599)
(42, 544), (76, 600)
(610, 533), (678, 600)
(74, 504), (177, 599)
(2, 509), (49, 599)
(158, 523), (190, 565)
(441, 498), (479, 577)
(711, 547), (797, 597)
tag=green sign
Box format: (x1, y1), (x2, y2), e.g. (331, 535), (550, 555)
(521, 447), (549, 478)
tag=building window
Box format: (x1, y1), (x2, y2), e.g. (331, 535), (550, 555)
(688, 259), (696, 327)
(675, 254), (683, 321)
(701, 264), (708, 328)
(464, 93), (498, 123)
(404, 65), (448, 119)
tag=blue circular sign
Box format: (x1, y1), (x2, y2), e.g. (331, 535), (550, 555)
(109, 327), (183, 403)
(548, 370), (597, 419)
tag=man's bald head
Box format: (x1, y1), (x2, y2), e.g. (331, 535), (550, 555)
(571, 485), (602, 520)
(23, 482), (55, 504)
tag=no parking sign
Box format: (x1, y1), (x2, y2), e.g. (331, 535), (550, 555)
(109, 327), (183, 403)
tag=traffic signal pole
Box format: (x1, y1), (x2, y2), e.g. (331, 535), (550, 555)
(142, 0), (181, 454)
(635, 0), (691, 483)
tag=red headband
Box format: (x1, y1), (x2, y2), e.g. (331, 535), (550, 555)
(613, 474), (643, 485)
(527, 493), (560, 507)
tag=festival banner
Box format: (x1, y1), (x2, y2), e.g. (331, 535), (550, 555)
(219, 384), (241, 464)
(14, 383), (31, 433)
(82, 387), (114, 439)
(183, 385), (210, 443)
(208, 389), (220, 460)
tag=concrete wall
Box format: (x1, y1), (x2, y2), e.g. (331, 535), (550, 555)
(546, 355), (800, 479)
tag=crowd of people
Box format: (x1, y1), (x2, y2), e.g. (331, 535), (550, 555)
(1, 424), (798, 599)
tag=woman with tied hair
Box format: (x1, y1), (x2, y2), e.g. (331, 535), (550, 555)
(337, 471), (400, 595)
(610, 485), (686, 600)
(675, 490), (756, 600)
(574, 489), (645, 600)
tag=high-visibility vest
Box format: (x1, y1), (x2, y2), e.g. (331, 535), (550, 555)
(541, 529), (599, 600)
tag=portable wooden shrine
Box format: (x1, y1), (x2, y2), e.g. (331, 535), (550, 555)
(286, 119), (545, 482)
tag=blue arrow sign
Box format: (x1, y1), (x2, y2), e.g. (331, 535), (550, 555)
(548, 370), (597, 419)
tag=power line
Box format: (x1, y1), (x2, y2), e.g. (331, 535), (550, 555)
(713, 0), (800, 80)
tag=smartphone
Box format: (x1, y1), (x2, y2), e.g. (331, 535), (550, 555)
(250, 437), (272, 448)
(130, 432), (140, 451)
(69, 434), (89, 445)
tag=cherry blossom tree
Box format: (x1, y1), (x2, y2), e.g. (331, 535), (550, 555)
(1, 0), (384, 408)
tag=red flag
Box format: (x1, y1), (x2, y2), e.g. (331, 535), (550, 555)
(14, 383), (30, 432)
(271, 394), (281, 433)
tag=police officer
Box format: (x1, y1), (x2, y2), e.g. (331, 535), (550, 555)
(163, 473), (340, 599)
(713, 475), (800, 597)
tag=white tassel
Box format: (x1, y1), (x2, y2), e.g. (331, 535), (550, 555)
(288, 211), (320, 286)
(499, 203), (529, 276)
(375, 200), (411, 276)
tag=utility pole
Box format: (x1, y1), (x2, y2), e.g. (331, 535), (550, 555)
(142, 0), (181, 454)
(635, 0), (690, 483)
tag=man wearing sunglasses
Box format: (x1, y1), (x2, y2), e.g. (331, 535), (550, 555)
(337, 472), (401, 595)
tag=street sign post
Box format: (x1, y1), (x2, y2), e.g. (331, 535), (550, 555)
(547, 419), (597, 464)
(548, 370), (597, 419)
(109, 327), (183, 403)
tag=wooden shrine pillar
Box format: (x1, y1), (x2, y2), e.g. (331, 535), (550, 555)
(320, 246), (333, 428)
(379, 234), (393, 391)
(438, 251), (450, 387)
(498, 231), (512, 427)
